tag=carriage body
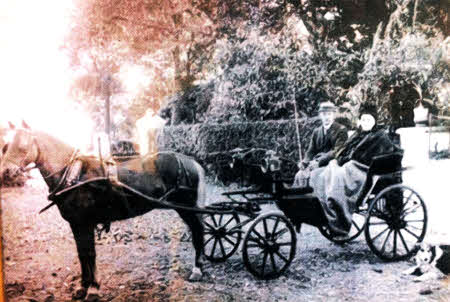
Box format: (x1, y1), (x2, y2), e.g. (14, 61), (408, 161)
(203, 150), (428, 279)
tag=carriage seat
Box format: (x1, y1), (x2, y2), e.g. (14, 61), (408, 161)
(367, 152), (404, 176)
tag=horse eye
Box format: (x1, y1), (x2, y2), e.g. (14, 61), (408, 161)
(2, 143), (8, 154)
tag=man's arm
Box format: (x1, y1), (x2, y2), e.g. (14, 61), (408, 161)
(303, 128), (319, 165)
(316, 126), (348, 166)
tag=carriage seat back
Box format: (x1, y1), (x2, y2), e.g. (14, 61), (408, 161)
(367, 152), (404, 176)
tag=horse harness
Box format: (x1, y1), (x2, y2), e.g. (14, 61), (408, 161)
(40, 152), (195, 214)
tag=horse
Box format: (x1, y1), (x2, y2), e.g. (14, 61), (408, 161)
(0, 121), (207, 300)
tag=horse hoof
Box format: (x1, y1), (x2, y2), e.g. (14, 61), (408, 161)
(72, 287), (87, 300)
(85, 287), (102, 302)
(188, 267), (203, 282)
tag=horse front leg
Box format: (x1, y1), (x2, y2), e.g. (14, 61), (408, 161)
(70, 223), (101, 300)
(178, 211), (206, 281)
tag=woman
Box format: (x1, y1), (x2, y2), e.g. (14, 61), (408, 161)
(310, 103), (401, 238)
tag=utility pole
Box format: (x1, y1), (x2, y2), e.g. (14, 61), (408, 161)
(103, 74), (112, 155)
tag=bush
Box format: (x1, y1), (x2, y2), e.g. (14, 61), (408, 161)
(157, 118), (321, 182)
(205, 33), (364, 123)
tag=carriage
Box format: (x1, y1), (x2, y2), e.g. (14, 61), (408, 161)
(200, 148), (427, 279)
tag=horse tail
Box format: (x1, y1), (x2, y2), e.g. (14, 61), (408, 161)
(194, 161), (206, 208)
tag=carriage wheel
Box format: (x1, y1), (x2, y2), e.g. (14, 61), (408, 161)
(203, 213), (242, 262)
(243, 212), (296, 279)
(365, 184), (427, 261)
(319, 211), (366, 244)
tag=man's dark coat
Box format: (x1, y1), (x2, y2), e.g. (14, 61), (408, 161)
(305, 122), (348, 166)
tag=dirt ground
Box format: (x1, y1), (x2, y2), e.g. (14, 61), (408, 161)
(1, 176), (449, 302)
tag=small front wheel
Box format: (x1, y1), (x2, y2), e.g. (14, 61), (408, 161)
(203, 213), (242, 262)
(243, 212), (296, 279)
(365, 184), (427, 261)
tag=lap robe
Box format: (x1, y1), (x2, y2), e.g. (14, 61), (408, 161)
(310, 160), (368, 236)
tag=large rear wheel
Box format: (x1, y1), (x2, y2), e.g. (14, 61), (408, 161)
(365, 184), (427, 261)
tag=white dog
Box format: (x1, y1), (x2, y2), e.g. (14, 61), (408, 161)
(403, 242), (450, 282)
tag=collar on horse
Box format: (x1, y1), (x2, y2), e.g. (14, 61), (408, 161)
(40, 149), (80, 213)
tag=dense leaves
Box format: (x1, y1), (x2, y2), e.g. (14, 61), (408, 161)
(65, 0), (448, 137)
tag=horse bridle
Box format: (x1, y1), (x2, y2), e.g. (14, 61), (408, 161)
(3, 131), (78, 181)
(2, 134), (40, 174)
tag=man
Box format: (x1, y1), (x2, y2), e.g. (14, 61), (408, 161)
(294, 101), (348, 187)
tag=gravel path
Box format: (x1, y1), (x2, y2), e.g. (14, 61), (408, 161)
(1, 176), (449, 302)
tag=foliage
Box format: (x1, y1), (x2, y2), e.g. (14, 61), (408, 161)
(346, 0), (450, 128)
(157, 118), (321, 181)
(184, 30), (364, 124)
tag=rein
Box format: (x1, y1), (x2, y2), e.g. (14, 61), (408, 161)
(45, 149), (79, 200)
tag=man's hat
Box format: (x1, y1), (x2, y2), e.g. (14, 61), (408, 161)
(318, 101), (337, 112)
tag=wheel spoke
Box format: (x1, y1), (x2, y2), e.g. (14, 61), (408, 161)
(219, 214), (223, 225)
(371, 226), (390, 242)
(223, 216), (235, 228)
(402, 191), (414, 207)
(204, 235), (214, 247)
(380, 229), (393, 255)
(223, 236), (236, 246)
(393, 230), (398, 258)
(211, 237), (219, 257)
(404, 219), (425, 223)
(352, 220), (362, 231)
(277, 242), (292, 246)
(261, 250), (268, 276)
(272, 217), (280, 240)
(252, 229), (269, 245)
(401, 204), (421, 218)
(203, 221), (215, 230)
(218, 238), (226, 257)
(274, 250), (289, 264)
(247, 235), (261, 244)
(405, 224), (423, 231)
(368, 221), (389, 226)
(211, 215), (218, 227)
(273, 228), (288, 239)
(398, 229), (410, 254)
(263, 218), (269, 237)
(270, 251), (277, 272)
(403, 227), (421, 239)
(247, 243), (260, 248)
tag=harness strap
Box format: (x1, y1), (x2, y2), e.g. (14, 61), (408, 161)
(175, 155), (193, 189)
(46, 149), (79, 201)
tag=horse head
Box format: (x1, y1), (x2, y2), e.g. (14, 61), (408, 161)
(0, 121), (38, 177)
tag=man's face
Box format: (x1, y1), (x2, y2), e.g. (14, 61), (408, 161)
(319, 111), (335, 128)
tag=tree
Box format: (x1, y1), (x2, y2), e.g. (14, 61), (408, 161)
(65, 0), (220, 131)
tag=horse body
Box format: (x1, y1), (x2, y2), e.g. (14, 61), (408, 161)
(1, 124), (206, 300)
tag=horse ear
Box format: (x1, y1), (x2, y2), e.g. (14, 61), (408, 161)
(22, 120), (31, 129)
(8, 121), (15, 130)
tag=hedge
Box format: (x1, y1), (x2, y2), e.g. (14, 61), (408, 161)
(156, 118), (321, 182)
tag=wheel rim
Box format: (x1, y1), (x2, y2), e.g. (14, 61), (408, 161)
(203, 213), (242, 262)
(243, 213), (296, 279)
(320, 211), (366, 244)
(365, 185), (427, 261)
